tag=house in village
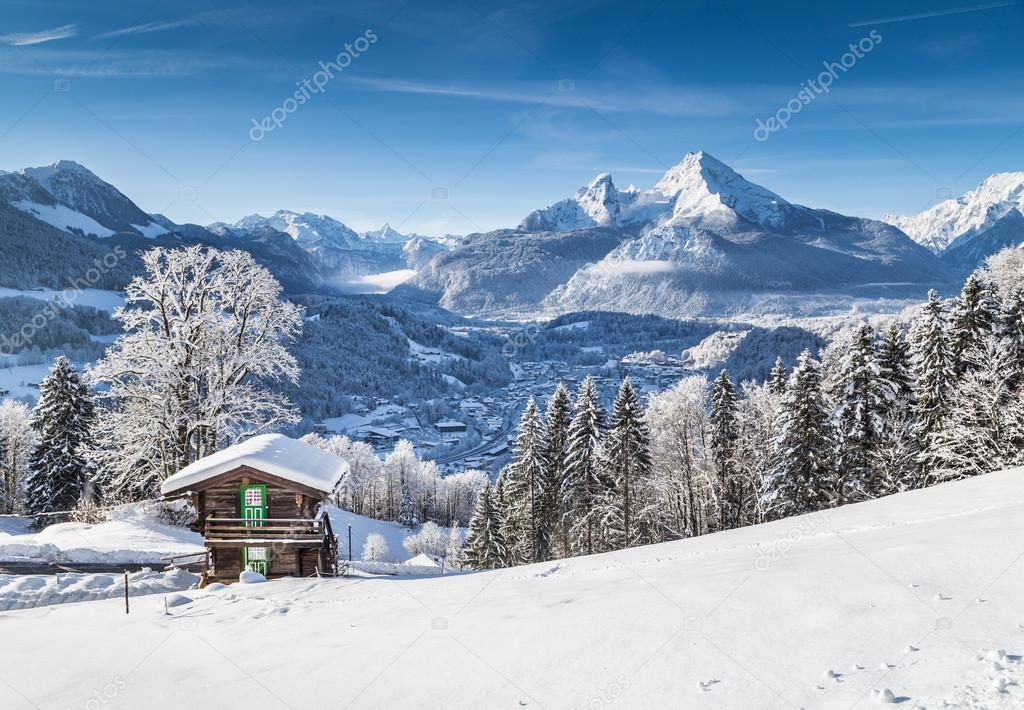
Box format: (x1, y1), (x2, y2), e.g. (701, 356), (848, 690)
(435, 419), (468, 434)
(160, 434), (348, 584)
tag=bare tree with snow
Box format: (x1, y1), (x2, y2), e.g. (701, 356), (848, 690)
(89, 246), (303, 499)
(0, 400), (36, 514)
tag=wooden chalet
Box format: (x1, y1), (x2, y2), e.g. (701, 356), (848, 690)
(160, 434), (348, 584)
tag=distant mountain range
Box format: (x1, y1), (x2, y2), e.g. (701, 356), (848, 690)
(0, 161), (451, 294)
(400, 151), (964, 317)
(883, 171), (1024, 275)
(0, 156), (1020, 318)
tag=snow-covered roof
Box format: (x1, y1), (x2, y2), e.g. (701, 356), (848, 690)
(405, 553), (440, 568)
(160, 434), (349, 496)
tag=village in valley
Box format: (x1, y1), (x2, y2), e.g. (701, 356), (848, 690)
(311, 347), (695, 475)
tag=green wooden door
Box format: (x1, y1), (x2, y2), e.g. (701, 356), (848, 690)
(240, 484), (267, 528)
(243, 546), (268, 575)
(240, 484), (269, 575)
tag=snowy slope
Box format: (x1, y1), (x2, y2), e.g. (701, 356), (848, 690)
(883, 172), (1024, 256)
(0, 160), (167, 238)
(2, 470), (1022, 708)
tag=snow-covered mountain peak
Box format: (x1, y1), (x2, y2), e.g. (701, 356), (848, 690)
(363, 222), (410, 242)
(883, 171), (1024, 253)
(653, 151), (806, 231)
(519, 151), (823, 235)
(1, 159), (168, 238)
(234, 210), (360, 248)
(652, 150), (731, 195)
(20, 159), (98, 184)
(971, 171), (1024, 204)
(574, 171), (630, 225)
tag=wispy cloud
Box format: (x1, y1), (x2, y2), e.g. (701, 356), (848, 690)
(849, 1), (1018, 27)
(95, 13), (216, 40)
(342, 76), (740, 117)
(0, 24), (77, 46)
(0, 48), (262, 77)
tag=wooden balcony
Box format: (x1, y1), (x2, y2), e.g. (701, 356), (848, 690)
(203, 512), (334, 545)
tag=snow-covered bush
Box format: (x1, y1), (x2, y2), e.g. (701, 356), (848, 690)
(402, 522), (447, 559)
(362, 533), (389, 562)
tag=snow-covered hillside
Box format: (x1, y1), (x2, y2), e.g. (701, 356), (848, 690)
(0, 160), (167, 238)
(2, 470), (1021, 708)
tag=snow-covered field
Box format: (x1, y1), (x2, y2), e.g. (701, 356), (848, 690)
(0, 363), (60, 401)
(0, 505), (204, 565)
(1, 470), (1021, 708)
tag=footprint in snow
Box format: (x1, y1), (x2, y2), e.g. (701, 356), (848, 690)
(871, 688), (910, 704)
(933, 593), (951, 601)
(904, 646), (918, 654)
(698, 679), (720, 692)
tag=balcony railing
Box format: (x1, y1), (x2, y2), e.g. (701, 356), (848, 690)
(204, 514), (329, 542)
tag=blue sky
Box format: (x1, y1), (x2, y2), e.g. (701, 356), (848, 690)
(1, 0), (1023, 236)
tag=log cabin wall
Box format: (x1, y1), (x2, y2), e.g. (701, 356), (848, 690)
(208, 544), (323, 580)
(196, 464), (320, 533)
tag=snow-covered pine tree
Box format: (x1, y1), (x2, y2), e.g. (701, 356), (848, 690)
(24, 357), (96, 522)
(709, 370), (742, 530)
(877, 321), (914, 413)
(502, 398), (550, 563)
(921, 336), (1024, 484)
(832, 324), (888, 501)
(461, 481), (507, 569)
(543, 383), (572, 558)
(909, 290), (954, 441)
(948, 274), (998, 376)
(600, 378), (652, 549)
(870, 407), (921, 494)
(872, 320), (921, 493)
(999, 289), (1024, 390)
(768, 356), (788, 396)
(561, 376), (606, 556)
(761, 350), (836, 519)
